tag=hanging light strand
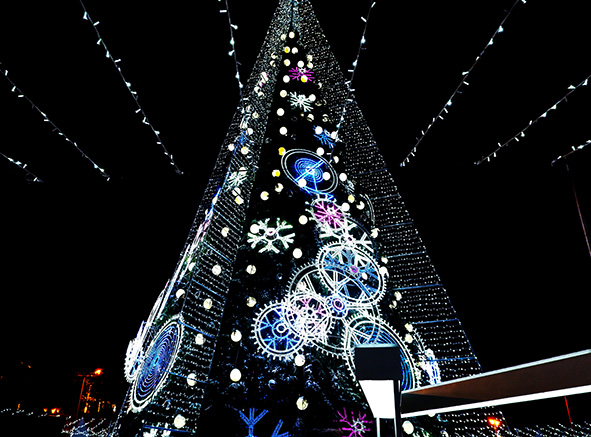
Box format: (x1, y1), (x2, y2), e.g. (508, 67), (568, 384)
(0, 151), (43, 183)
(401, 0), (526, 167)
(1, 68), (109, 180)
(79, 0), (183, 175)
(476, 72), (591, 165)
(219, 0), (244, 97)
(335, 1), (376, 136)
(551, 140), (590, 166)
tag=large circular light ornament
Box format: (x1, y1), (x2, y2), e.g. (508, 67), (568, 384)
(253, 302), (303, 358)
(230, 368), (242, 382)
(317, 243), (385, 306)
(281, 149), (338, 195)
(131, 319), (182, 412)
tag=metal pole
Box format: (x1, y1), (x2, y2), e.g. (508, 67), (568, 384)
(376, 417), (381, 437)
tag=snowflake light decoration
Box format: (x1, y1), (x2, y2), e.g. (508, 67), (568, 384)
(239, 408), (268, 437)
(226, 167), (248, 190)
(313, 200), (344, 228)
(337, 408), (372, 437)
(247, 218), (295, 253)
(289, 92), (313, 112)
(237, 408), (291, 437)
(288, 67), (315, 82)
(314, 126), (336, 148)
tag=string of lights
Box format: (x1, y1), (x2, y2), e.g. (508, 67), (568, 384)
(551, 139), (590, 166)
(219, 0), (244, 97)
(476, 71), (591, 165)
(1, 68), (109, 180)
(401, 0), (526, 167)
(334, 1), (376, 139)
(0, 151), (43, 183)
(78, 0), (183, 175)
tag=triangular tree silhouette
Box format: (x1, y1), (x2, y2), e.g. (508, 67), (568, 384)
(112, 1), (503, 436)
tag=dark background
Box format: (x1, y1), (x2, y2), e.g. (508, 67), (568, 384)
(1, 0), (590, 430)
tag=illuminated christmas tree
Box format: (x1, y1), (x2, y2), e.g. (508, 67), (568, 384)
(112, 1), (503, 436)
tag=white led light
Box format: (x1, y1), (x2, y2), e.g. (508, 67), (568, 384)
(174, 415), (186, 429)
(230, 368), (242, 382)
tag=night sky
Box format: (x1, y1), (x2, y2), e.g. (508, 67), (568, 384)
(1, 0), (590, 427)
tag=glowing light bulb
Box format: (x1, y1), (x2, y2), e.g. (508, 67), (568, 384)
(230, 368), (242, 382)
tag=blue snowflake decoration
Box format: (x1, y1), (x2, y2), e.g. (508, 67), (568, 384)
(313, 126), (336, 148)
(238, 408), (291, 437)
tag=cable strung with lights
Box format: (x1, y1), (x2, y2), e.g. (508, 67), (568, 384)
(219, 0), (244, 97)
(78, 0), (183, 174)
(477, 71), (591, 164)
(0, 151), (43, 183)
(1, 68), (109, 180)
(401, 0), (526, 167)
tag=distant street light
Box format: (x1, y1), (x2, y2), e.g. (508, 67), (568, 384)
(355, 344), (402, 437)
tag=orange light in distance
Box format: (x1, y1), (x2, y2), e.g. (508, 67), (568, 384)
(488, 417), (501, 429)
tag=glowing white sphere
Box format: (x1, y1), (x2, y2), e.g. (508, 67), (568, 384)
(230, 368), (242, 382)
(187, 373), (197, 387)
(231, 330), (242, 342)
(402, 421), (414, 434)
(195, 333), (205, 345)
(174, 415), (186, 429)
(296, 396), (308, 410)
(294, 354), (306, 367)
(293, 248), (303, 259)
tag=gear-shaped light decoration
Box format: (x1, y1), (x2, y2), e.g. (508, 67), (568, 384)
(285, 292), (333, 341)
(124, 335), (145, 383)
(253, 302), (304, 359)
(317, 243), (384, 307)
(317, 216), (375, 254)
(342, 314), (417, 391)
(247, 218), (295, 254)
